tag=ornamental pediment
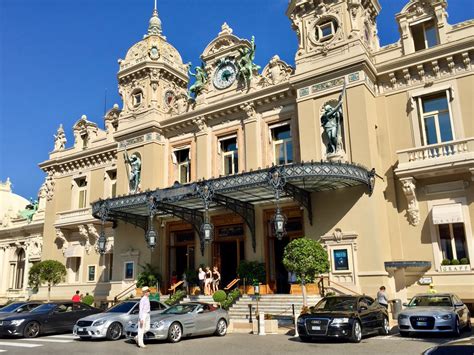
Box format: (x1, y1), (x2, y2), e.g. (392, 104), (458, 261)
(201, 23), (251, 62)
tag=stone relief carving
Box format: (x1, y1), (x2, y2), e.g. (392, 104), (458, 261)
(26, 236), (43, 260)
(73, 115), (98, 149)
(400, 177), (420, 226)
(261, 55), (293, 86)
(53, 124), (67, 151)
(78, 224), (92, 254)
(55, 228), (68, 255)
(194, 116), (207, 132)
(105, 104), (121, 133)
(44, 174), (55, 201)
(320, 83), (346, 161)
(87, 224), (100, 253)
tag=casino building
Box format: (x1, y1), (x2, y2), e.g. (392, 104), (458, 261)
(34, 0), (473, 305)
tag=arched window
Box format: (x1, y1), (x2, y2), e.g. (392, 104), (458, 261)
(15, 249), (26, 289)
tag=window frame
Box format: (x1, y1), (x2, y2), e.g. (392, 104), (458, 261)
(87, 265), (96, 283)
(270, 123), (293, 165)
(417, 90), (455, 146)
(411, 18), (439, 51)
(438, 223), (469, 261)
(124, 261), (135, 280)
(132, 90), (143, 107)
(219, 135), (239, 176)
(74, 176), (88, 209)
(173, 147), (191, 184)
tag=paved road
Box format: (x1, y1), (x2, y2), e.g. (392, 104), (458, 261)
(0, 331), (472, 355)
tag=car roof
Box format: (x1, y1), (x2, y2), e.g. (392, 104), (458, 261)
(413, 293), (454, 297)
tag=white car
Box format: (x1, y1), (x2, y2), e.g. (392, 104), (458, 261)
(73, 299), (167, 340)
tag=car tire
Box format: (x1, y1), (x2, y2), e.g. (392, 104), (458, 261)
(299, 335), (311, 342)
(23, 321), (40, 338)
(214, 318), (227, 337)
(350, 320), (362, 343)
(453, 317), (461, 337)
(399, 331), (409, 337)
(106, 322), (123, 341)
(167, 322), (182, 343)
(379, 316), (390, 335)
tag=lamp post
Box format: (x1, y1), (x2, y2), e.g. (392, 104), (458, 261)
(267, 167), (287, 240)
(96, 201), (110, 255)
(98, 230), (107, 255)
(146, 195), (158, 251)
(198, 184), (214, 254)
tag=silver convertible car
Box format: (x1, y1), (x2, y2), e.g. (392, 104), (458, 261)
(73, 299), (167, 340)
(125, 302), (229, 343)
(398, 293), (471, 337)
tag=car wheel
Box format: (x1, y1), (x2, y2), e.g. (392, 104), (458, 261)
(453, 317), (461, 337)
(167, 322), (182, 343)
(23, 321), (40, 338)
(399, 331), (409, 337)
(214, 318), (227, 336)
(350, 320), (362, 343)
(299, 335), (311, 342)
(379, 316), (390, 335)
(106, 322), (123, 341)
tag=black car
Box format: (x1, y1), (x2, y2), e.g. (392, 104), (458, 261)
(423, 337), (474, 355)
(297, 295), (390, 343)
(0, 302), (42, 317)
(0, 301), (101, 338)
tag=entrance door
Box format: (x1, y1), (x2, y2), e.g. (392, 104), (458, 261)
(168, 226), (195, 287)
(273, 238), (290, 294)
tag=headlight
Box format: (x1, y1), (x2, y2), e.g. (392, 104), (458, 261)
(151, 321), (165, 329)
(435, 314), (452, 320)
(11, 319), (25, 326)
(398, 314), (408, 320)
(92, 320), (106, 326)
(297, 317), (304, 324)
(331, 318), (350, 324)
(127, 320), (133, 326)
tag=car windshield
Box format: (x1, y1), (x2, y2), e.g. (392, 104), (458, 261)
(162, 304), (197, 315)
(0, 303), (25, 312)
(106, 301), (137, 313)
(408, 296), (452, 307)
(314, 297), (357, 312)
(31, 303), (58, 313)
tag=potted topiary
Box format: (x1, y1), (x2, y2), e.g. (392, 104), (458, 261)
(441, 259), (451, 266)
(451, 259), (460, 265)
(460, 258), (470, 265)
(212, 290), (227, 307)
(236, 261), (269, 294)
(136, 263), (162, 296)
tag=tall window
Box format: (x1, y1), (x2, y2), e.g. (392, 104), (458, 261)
(271, 124), (293, 165)
(67, 257), (81, 283)
(76, 177), (88, 209)
(418, 92), (453, 145)
(15, 249), (25, 289)
(220, 136), (238, 175)
(175, 148), (191, 184)
(412, 19), (439, 51)
(439, 223), (469, 262)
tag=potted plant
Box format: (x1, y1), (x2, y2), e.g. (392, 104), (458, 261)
(136, 263), (162, 296)
(283, 237), (329, 306)
(236, 261), (269, 294)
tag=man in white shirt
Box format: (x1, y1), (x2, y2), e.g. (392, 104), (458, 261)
(137, 286), (151, 348)
(198, 267), (205, 295)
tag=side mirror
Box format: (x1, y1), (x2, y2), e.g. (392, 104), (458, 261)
(455, 302), (464, 307)
(196, 309), (203, 314)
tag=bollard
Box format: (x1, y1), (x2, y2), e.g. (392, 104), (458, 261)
(292, 304), (299, 337)
(258, 312), (266, 335)
(248, 304), (253, 323)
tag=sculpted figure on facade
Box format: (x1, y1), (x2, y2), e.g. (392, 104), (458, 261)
(55, 228), (68, 255)
(187, 62), (208, 100)
(236, 36), (261, 87)
(44, 174), (55, 201)
(174, 94), (188, 114)
(53, 124), (67, 151)
(26, 236), (43, 260)
(400, 177), (420, 226)
(124, 148), (142, 193)
(262, 55), (293, 86)
(321, 82), (346, 156)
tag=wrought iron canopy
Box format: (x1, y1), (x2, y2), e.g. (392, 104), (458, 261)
(92, 161), (375, 252)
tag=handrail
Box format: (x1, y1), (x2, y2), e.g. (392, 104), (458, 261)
(320, 276), (359, 296)
(224, 278), (240, 291)
(168, 281), (184, 294)
(114, 282), (137, 303)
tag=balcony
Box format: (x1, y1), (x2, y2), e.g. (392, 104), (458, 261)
(395, 138), (474, 179)
(55, 207), (94, 227)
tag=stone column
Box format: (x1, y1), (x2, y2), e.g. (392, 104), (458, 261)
(0, 247), (6, 297)
(241, 102), (263, 170)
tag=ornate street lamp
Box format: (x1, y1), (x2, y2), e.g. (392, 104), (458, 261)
(197, 184), (214, 251)
(98, 229), (107, 255)
(271, 206), (287, 240)
(201, 213), (214, 244)
(146, 195), (158, 250)
(96, 201), (109, 255)
(267, 167), (287, 240)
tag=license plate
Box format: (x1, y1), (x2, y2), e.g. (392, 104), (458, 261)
(311, 326), (321, 330)
(417, 322), (427, 326)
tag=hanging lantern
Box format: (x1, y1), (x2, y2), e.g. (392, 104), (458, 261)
(272, 207), (287, 240)
(201, 220), (214, 244)
(146, 215), (158, 250)
(98, 229), (107, 255)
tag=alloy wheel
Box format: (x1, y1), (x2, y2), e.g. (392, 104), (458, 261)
(216, 319), (227, 336)
(24, 322), (40, 338)
(383, 317), (390, 335)
(108, 322), (123, 340)
(454, 318), (461, 337)
(169, 323), (182, 343)
(353, 321), (362, 343)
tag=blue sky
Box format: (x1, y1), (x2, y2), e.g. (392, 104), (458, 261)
(1, 0), (473, 199)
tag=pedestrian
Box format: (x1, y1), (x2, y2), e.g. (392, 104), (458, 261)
(198, 267), (205, 295)
(72, 290), (81, 303)
(136, 286), (151, 349)
(212, 266), (221, 293)
(204, 266), (212, 295)
(377, 286), (389, 309)
(428, 283), (437, 294)
(171, 270), (178, 286)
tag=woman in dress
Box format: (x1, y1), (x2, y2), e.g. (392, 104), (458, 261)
(212, 266), (221, 293)
(204, 266), (212, 295)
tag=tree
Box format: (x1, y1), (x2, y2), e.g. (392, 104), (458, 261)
(136, 263), (162, 288)
(283, 237), (329, 306)
(28, 260), (67, 302)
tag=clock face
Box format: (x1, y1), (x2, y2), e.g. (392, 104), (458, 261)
(213, 62), (237, 89)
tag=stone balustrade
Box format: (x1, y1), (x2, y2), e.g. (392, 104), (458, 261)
(55, 207), (94, 226)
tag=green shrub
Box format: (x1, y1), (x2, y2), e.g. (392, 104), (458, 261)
(213, 290), (227, 304)
(165, 290), (186, 306)
(136, 263), (162, 288)
(82, 294), (94, 306)
(451, 259), (460, 265)
(236, 261), (266, 285)
(325, 292), (336, 297)
(221, 288), (241, 310)
(441, 259), (451, 266)
(460, 258), (469, 265)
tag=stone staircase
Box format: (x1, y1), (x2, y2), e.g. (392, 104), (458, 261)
(228, 294), (321, 320)
(181, 295), (215, 303)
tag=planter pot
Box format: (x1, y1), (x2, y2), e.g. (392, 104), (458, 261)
(290, 283), (319, 295)
(239, 284), (272, 295)
(440, 264), (470, 272)
(252, 319), (279, 334)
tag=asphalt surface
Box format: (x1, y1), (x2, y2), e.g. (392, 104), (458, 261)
(0, 330), (472, 355)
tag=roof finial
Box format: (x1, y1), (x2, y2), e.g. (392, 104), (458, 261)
(147, 0), (162, 36)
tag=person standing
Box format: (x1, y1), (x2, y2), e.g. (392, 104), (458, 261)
(204, 267), (212, 295)
(212, 266), (221, 293)
(377, 286), (389, 309)
(198, 267), (205, 295)
(428, 283), (437, 294)
(72, 290), (81, 303)
(136, 286), (151, 349)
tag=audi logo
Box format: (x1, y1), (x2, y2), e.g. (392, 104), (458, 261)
(311, 320), (321, 324)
